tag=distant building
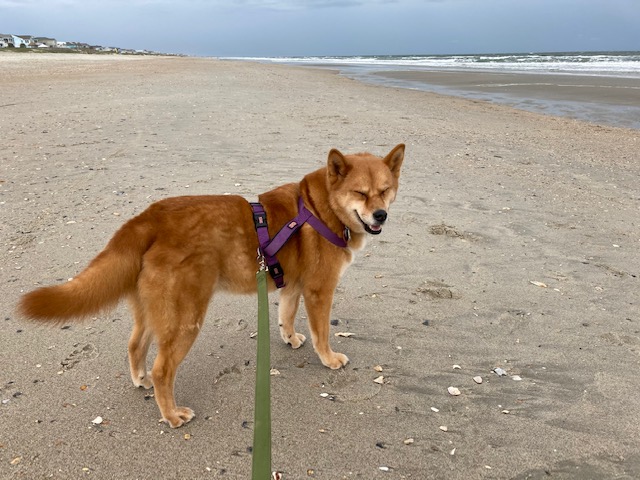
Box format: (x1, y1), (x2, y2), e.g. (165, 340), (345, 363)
(34, 37), (57, 47)
(13, 35), (34, 48)
(0, 32), (163, 55)
(13, 35), (32, 47)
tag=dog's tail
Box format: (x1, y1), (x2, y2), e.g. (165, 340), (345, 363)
(18, 216), (153, 324)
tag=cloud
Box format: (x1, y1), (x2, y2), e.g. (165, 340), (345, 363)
(232, 0), (399, 8)
(0, 0), (400, 8)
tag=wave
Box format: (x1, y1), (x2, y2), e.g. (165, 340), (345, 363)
(226, 51), (640, 78)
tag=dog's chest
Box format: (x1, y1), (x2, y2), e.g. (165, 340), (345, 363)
(340, 237), (367, 277)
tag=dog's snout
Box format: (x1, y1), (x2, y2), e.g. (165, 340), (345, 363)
(373, 209), (387, 223)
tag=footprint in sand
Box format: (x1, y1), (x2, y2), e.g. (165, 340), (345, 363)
(60, 343), (99, 371)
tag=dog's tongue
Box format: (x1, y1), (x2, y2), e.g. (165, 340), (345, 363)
(370, 225), (382, 232)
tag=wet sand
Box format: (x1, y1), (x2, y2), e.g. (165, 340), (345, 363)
(368, 70), (640, 129)
(1, 53), (640, 479)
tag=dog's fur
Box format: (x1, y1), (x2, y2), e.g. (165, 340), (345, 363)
(18, 144), (405, 427)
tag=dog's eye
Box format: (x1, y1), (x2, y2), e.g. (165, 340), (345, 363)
(380, 188), (389, 197)
(355, 191), (368, 199)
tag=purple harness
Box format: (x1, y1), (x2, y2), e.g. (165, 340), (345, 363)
(250, 197), (349, 288)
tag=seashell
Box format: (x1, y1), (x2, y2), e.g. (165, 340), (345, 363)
(448, 386), (461, 396)
(473, 376), (483, 384)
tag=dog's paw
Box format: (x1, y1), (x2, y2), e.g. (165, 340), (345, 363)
(160, 407), (195, 428)
(133, 371), (154, 389)
(281, 331), (306, 349)
(321, 352), (349, 370)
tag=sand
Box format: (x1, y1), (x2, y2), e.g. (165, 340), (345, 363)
(1, 52), (639, 479)
(369, 70), (640, 129)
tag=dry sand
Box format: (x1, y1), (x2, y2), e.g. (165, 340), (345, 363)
(1, 52), (639, 479)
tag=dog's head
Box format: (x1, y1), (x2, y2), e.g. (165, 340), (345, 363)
(326, 144), (404, 236)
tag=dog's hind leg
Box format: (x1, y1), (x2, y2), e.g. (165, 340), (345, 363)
(139, 259), (216, 428)
(127, 294), (154, 389)
(151, 321), (201, 428)
(278, 286), (306, 349)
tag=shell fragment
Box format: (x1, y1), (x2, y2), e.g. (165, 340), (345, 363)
(448, 386), (461, 396)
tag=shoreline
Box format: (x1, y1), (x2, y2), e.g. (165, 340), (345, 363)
(361, 69), (640, 130)
(240, 55), (640, 130)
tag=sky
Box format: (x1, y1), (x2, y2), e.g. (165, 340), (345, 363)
(2, 0), (639, 57)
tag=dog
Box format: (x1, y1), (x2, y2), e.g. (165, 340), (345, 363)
(18, 144), (405, 427)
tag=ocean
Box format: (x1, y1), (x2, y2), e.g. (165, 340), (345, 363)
(227, 52), (640, 129)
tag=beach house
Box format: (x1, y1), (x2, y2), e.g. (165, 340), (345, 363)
(33, 37), (57, 48)
(11, 35), (32, 48)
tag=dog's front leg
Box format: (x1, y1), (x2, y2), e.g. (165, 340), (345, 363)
(278, 286), (306, 349)
(303, 285), (349, 369)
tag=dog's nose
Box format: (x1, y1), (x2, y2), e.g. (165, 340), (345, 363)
(373, 209), (387, 223)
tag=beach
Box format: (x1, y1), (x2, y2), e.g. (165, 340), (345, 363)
(1, 53), (639, 479)
(367, 70), (640, 130)
(238, 51), (640, 130)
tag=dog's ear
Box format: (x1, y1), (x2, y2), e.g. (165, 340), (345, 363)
(384, 144), (405, 179)
(327, 148), (351, 183)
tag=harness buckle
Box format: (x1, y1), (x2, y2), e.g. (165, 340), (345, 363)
(253, 211), (267, 228)
(256, 248), (267, 272)
(268, 262), (284, 283)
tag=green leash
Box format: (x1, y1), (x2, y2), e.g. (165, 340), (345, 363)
(252, 268), (271, 479)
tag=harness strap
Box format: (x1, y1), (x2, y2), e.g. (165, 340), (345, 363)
(250, 202), (285, 288)
(250, 197), (348, 289)
(299, 197), (349, 249)
(263, 199), (312, 258)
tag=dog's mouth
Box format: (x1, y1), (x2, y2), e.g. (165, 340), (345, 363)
(356, 212), (383, 235)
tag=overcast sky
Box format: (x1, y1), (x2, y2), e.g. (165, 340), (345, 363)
(2, 0), (639, 57)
